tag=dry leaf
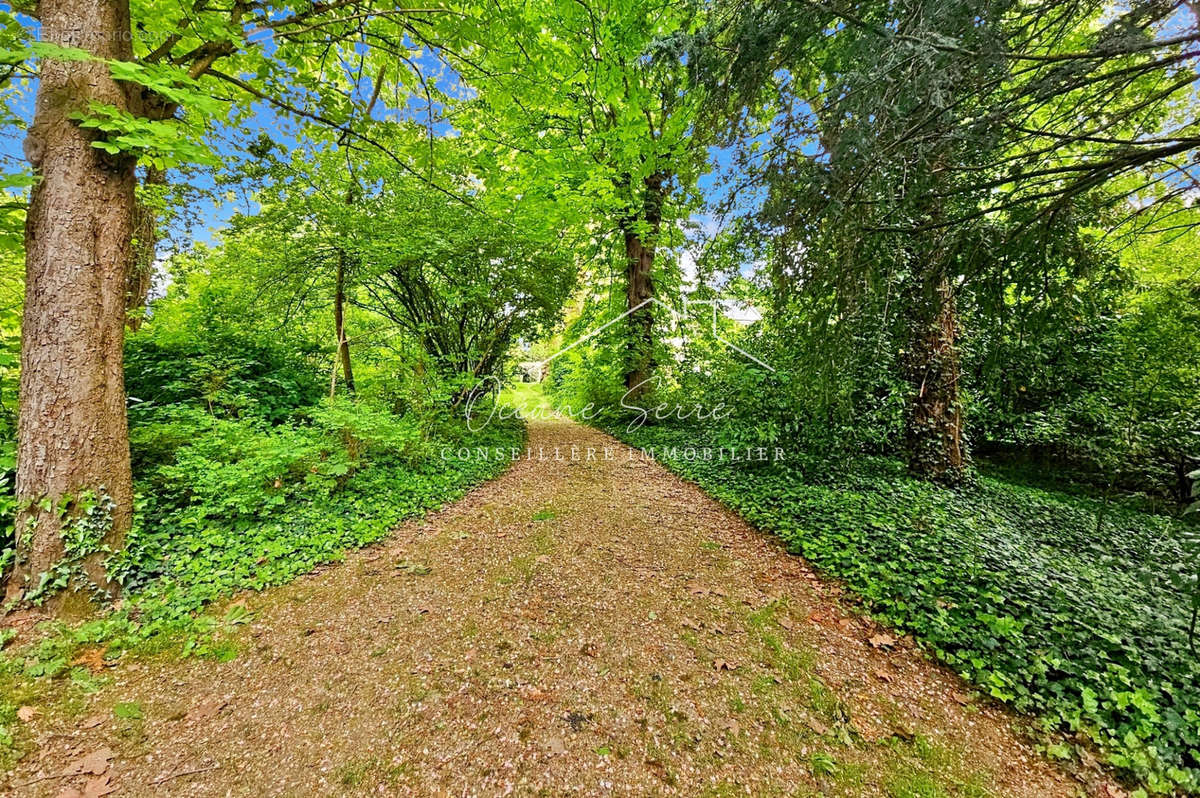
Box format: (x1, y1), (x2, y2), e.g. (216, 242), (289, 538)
(873, 669), (893, 683)
(535, 554), (551, 564)
(64, 747), (113, 777)
(951, 691), (970, 706)
(16, 705), (38, 723)
(891, 720), (917, 741)
(849, 716), (881, 741)
(79, 715), (104, 730)
(579, 642), (600, 657)
(776, 616), (795, 630)
(867, 633), (897, 649)
(185, 697), (227, 722)
(520, 685), (549, 702)
(712, 658), (738, 671)
(685, 582), (708, 596)
(681, 617), (702, 631)
(547, 736), (566, 755)
(70, 648), (109, 674)
(722, 719), (740, 735)
(55, 788), (84, 798)
(83, 774), (117, 798)
(805, 716), (830, 735)
(1098, 782), (1128, 798)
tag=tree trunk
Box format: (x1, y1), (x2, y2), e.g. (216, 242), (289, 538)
(126, 166), (165, 332)
(903, 273), (966, 484)
(335, 249), (355, 394)
(6, 0), (137, 606)
(622, 173), (665, 398)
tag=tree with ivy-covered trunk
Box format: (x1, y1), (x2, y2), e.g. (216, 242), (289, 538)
(11, 0), (140, 606)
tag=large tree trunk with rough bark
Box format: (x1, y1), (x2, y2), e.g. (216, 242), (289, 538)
(622, 173), (665, 398)
(5, 0), (137, 605)
(903, 272), (965, 484)
(126, 166), (165, 331)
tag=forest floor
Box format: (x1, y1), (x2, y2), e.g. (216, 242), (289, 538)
(4, 418), (1088, 797)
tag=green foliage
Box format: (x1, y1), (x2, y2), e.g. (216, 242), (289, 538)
(70, 101), (216, 170)
(613, 419), (1200, 792)
(968, 217), (1200, 501)
(0, 402), (521, 671)
(125, 335), (322, 426)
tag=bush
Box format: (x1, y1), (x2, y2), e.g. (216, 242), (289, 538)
(125, 333), (323, 424)
(115, 399), (518, 603)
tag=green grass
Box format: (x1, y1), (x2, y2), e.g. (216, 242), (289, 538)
(609, 420), (1200, 795)
(498, 380), (558, 419)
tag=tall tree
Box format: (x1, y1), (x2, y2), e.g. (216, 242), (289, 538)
(457, 0), (709, 396)
(16, 0), (140, 604)
(5, 0), (456, 605)
(699, 0), (1010, 482)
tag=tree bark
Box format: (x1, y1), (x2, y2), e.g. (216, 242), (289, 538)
(6, 0), (137, 605)
(126, 166), (165, 332)
(622, 173), (665, 397)
(903, 273), (966, 484)
(335, 249), (355, 394)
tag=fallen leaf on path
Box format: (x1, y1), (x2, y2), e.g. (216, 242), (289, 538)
(685, 582), (708, 596)
(70, 648), (110, 674)
(891, 720), (917, 741)
(951, 691), (971, 706)
(805, 716), (830, 735)
(1097, 783), (1128, 798)
(867, 633), (897, 649)
(681, 618), (702, 631)
(17, 705), (38, 722)
(185, 697), (227, 722)
(776, 616), (795, 630)
(547, 736), (566, 755)
(79, 715), (104, 730)
(722, 719), (740, 735)
(712, 658), (738, 671)
(83, 774), (117, 798)
(64, 747), (113, 777)
(850, 716), (881, 741)
(520, 685), (550, 701)
(535, 554), (551, 564)
(873, 669), (893, 683)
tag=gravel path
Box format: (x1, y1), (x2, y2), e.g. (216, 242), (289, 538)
(6, 419), (1082, 797)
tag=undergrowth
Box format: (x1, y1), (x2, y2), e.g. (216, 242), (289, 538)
(608, 420), (1200, 796)
(0, 402), (522, 765)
